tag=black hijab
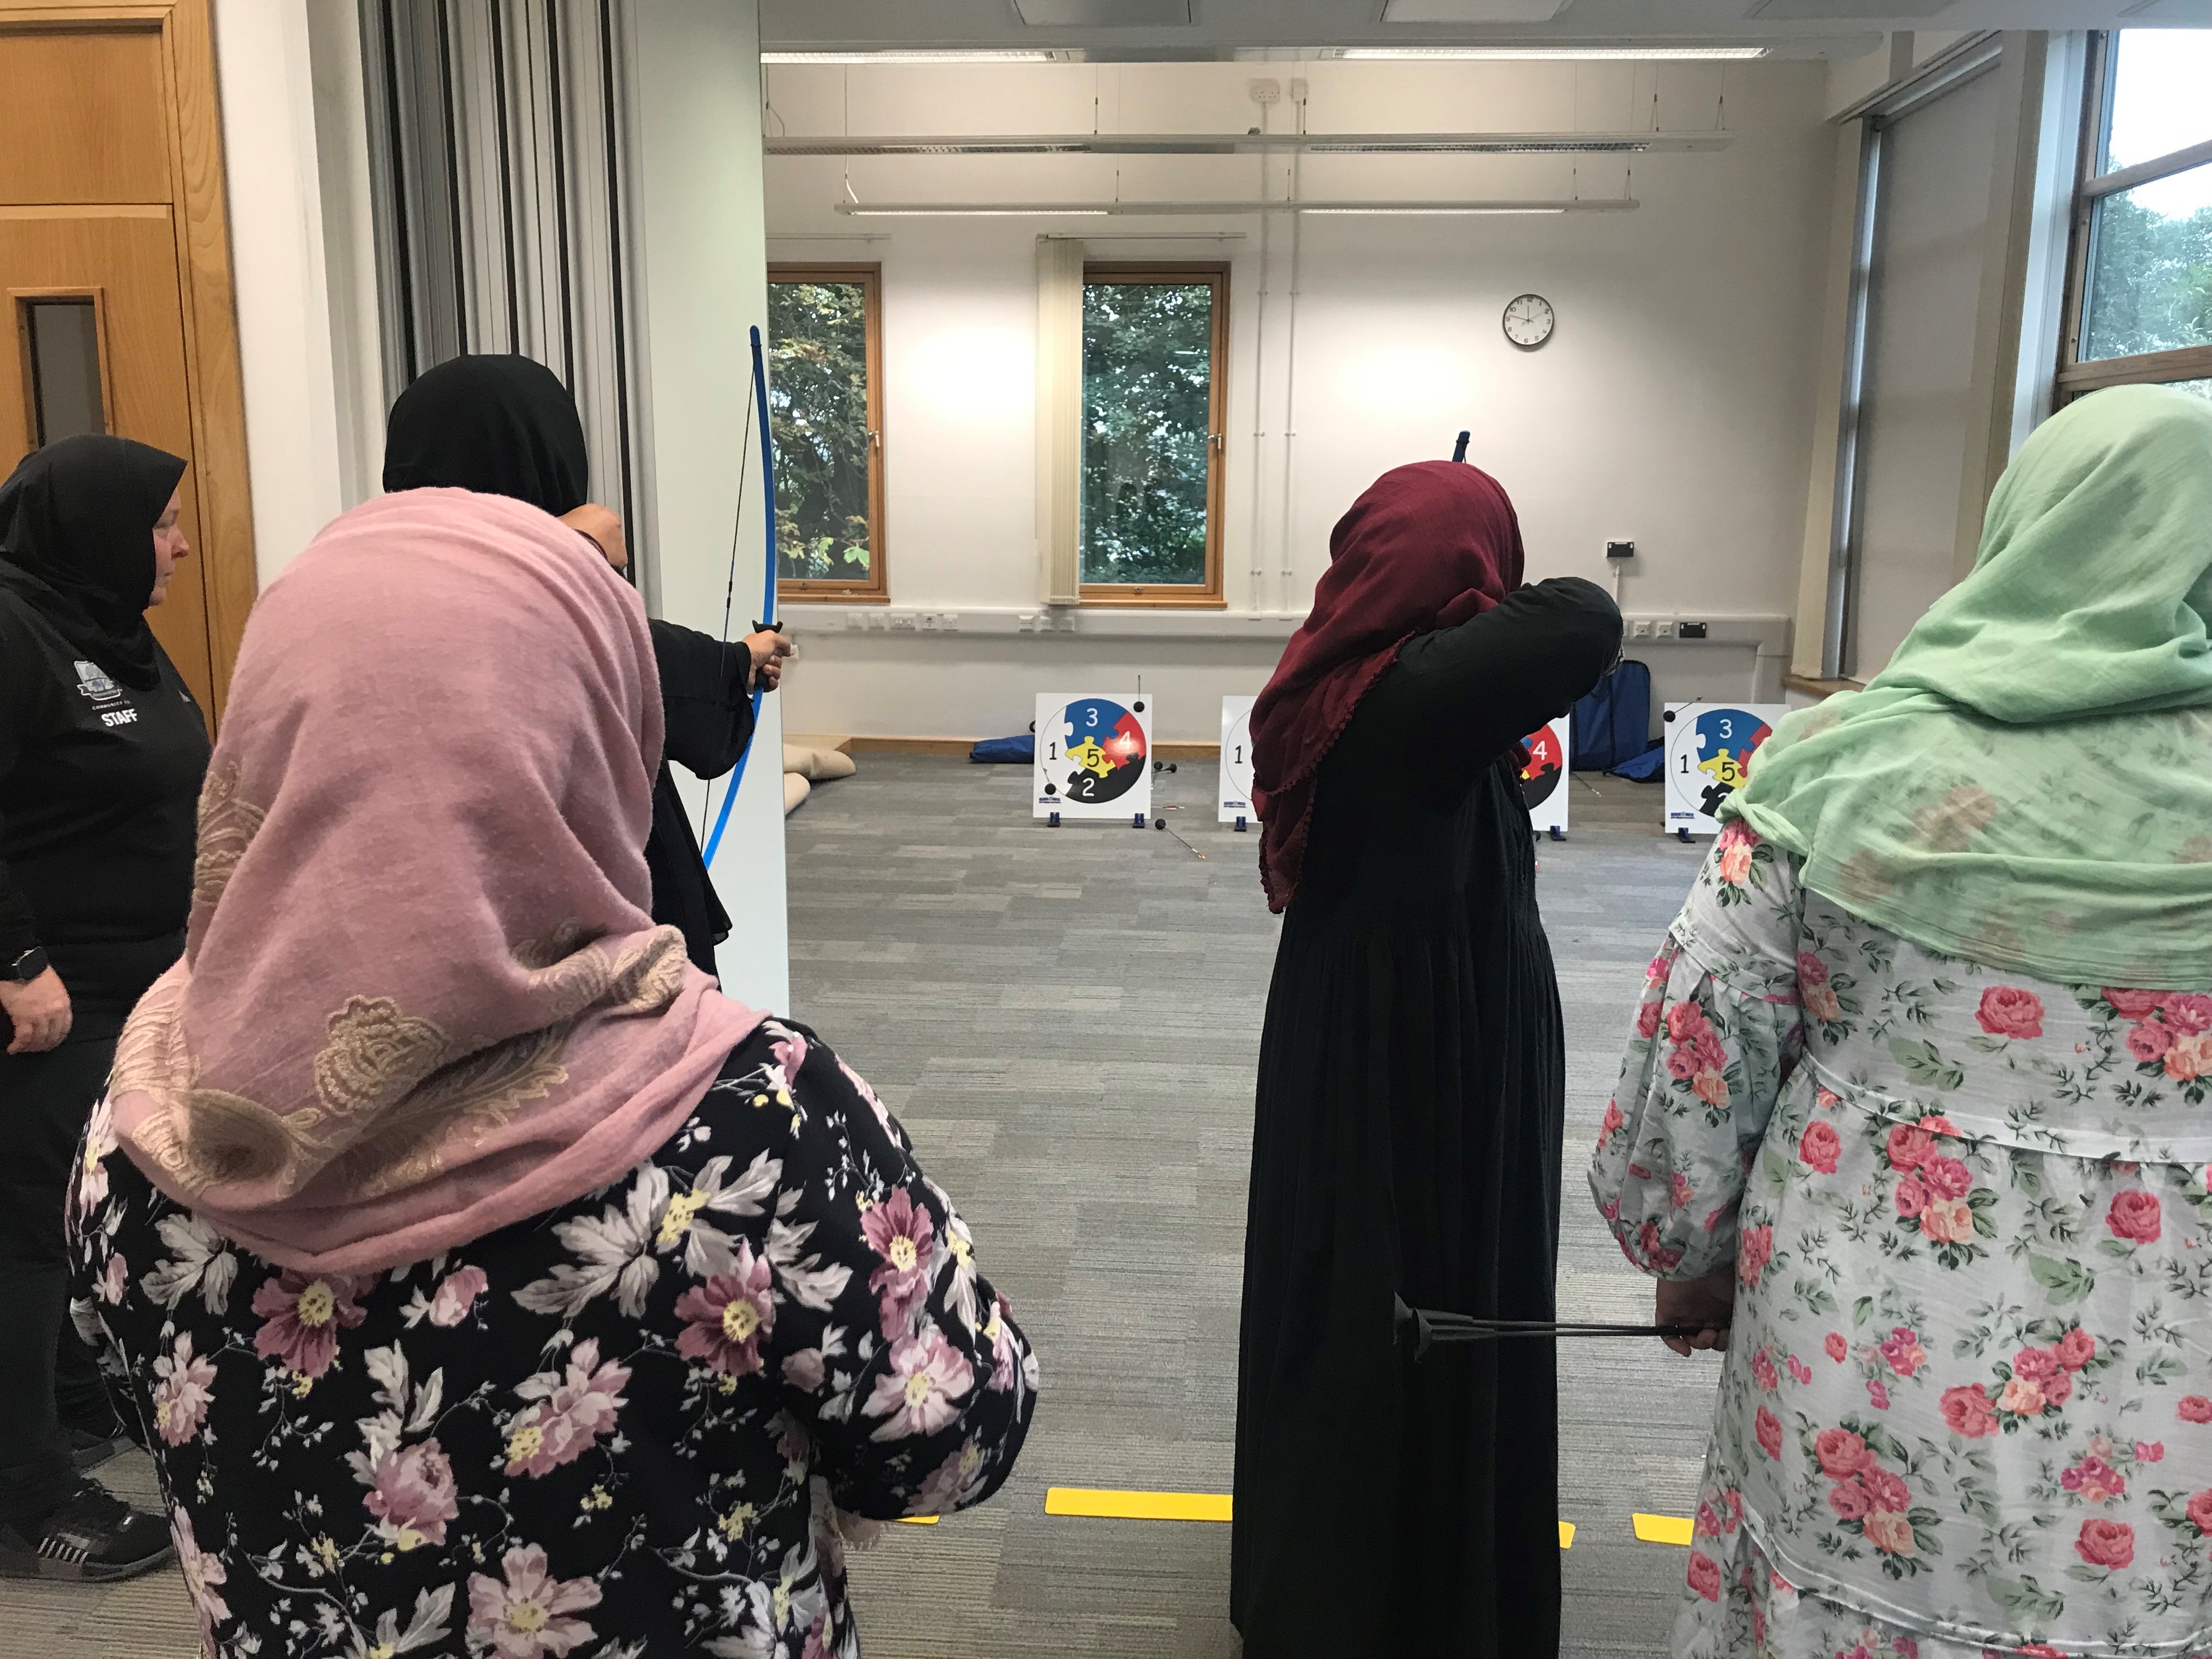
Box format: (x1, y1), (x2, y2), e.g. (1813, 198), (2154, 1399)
(0, 435), (187, 689)
(381, 354), (590, 516)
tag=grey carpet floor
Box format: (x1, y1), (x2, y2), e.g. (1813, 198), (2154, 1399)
(3, 758), (1719, 1659)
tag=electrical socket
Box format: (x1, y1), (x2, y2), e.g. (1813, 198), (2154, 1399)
(1630, 619), (1653, 639)
(1249, 78), (1281, 103)
(1654, 619), (1678, 639)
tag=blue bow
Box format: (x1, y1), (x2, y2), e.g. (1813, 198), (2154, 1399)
(700, 323), (780, 867)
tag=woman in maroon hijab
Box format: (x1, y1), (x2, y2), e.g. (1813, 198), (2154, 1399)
(1232, 460), (1620, 1656)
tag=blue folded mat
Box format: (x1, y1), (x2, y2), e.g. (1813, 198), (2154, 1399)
(970, 734), (1035, 764)
(1611, 740), (1664, 781)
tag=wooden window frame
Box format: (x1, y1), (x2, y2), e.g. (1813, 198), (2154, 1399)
(768, 262), (887, 604)
(2055, 31), (2212, 407)
(1079, 260), (1227, 610)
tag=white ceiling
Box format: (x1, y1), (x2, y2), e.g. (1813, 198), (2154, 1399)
(760, 0), (2212, 57)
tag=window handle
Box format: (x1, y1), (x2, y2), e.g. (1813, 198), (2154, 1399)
(867, 429), (881, 448)
(1209, 431), (1224, 452)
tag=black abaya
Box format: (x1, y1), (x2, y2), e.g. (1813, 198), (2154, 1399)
(1232, 576), (1621, 1656)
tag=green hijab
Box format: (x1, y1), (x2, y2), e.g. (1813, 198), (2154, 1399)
(1724, 384), (2212, 989)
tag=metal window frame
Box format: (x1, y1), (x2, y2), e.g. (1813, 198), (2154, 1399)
(1822, 39), (2005, 680)
(2056, 30), (2212, 404)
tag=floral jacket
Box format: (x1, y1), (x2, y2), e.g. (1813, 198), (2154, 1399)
(1592, 822), (2212, 1656)
(68, 1018), (1039, 1659)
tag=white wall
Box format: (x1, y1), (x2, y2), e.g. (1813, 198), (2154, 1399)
(633, 0), (789, 1014)
(764, 59), (1833, 743)
(213, 0), (351, 583)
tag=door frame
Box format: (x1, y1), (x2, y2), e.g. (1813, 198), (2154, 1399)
(0, 0), (256, 716)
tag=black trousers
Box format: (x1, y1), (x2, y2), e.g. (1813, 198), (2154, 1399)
(0, 1035), (117, 1521)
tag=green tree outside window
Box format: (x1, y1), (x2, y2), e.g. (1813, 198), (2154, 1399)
(2083, 173), (2212, 367)
(768, 279), (875, 584)
(1081, 280), (1216, 588)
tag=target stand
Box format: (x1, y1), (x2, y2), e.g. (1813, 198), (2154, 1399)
(1661, 702), (1786, 839)
(1034, 693), (1154, 828)
(1218, 695), (1258, 833)
(1520, 715), (1570, 842)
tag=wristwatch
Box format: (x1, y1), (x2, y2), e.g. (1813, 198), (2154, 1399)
(5, 945), (49, 983)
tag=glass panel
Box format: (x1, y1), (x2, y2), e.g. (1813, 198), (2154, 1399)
(2102, 29), (2212, 174)
(1081, 279), (1213, 588)
(2081, 161), (2212, 362)
(2167, 377), (2212, 402)
(24, 298), (105, 445)
(767, 280), (873, 585)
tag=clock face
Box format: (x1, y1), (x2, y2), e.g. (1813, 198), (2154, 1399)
(1503, 292), (1555, 349)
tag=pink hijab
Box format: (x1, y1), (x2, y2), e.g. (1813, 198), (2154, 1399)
(108, 489), (764, 1275)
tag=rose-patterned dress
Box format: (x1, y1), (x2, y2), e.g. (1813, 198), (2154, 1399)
(65, 1018), (1039, 1659)
(1592, 821), (2212, 1659)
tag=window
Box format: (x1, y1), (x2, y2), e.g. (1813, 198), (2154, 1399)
(2059, 30), (2212, 405)
(17, 292), (106, 445)
(767, 264), (886, 602)
(1818, 49), (2004, 683)
(1080, 263), (1226, 606)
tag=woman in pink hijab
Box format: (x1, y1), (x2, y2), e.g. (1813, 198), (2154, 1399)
(64, 477), (1036, 1656)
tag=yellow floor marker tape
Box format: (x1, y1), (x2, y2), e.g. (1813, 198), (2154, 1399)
(899, 1516), (939, 1526)
(1633, 1513), (1695, 1546)
(1046, 1488), (1233, 1523)
(1042, 1490), (1577, 1548)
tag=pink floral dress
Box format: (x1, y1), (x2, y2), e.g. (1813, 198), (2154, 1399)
(66, 1018), (1038, 1659)
(1591, 821), (2212, 1659)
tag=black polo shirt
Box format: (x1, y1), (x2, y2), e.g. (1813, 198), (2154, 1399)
(0, 589), (210, 1040)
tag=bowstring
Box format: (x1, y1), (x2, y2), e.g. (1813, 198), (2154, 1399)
(697, 380), (757, 843)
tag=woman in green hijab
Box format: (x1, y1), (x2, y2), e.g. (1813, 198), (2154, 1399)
(1590, 385), (2212, 1659)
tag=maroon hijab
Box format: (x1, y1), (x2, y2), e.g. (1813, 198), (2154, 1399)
(1250, 460), (1526, 912)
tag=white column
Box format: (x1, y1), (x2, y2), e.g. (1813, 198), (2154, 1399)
(213, 0), (349, 583)
(629, 0), (790, 1014)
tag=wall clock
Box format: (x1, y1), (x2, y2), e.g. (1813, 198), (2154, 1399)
(1503, 292), (1555, 349)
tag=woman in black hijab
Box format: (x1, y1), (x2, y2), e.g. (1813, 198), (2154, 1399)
(382, 355), (791, 978)
(0, 434), (206, 1581)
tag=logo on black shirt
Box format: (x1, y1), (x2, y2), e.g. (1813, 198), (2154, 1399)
(73, 660), (122, 705)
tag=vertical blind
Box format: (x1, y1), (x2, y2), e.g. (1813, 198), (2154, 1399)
(1845, 63), (2003, 679)
(359, 0), (651, 565)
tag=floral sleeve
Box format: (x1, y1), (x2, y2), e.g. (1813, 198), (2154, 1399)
(1589, 821), (1807, 1280)
(746, 1022), (1040, 1522)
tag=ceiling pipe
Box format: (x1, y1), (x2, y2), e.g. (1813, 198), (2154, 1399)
(769, 130), (1729, 156)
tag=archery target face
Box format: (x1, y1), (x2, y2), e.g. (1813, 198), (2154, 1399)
(1520, 715), (1569, 836)
(1219, 695), (1257, 823)
(1034, 692), (1153, 819)
(1663, 702), (1785, 834)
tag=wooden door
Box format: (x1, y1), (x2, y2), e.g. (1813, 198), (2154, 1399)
(0, 208), (213, 706)
(0, 4), (255, 721)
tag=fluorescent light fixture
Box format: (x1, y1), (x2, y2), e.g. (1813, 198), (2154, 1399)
(762, 48), (1061, 65)
(1334, 45), (1768, 60)
(844, 206), (1115, 216)
(1301, 205), (1566, 214)
(837, 199), (1627, 217)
